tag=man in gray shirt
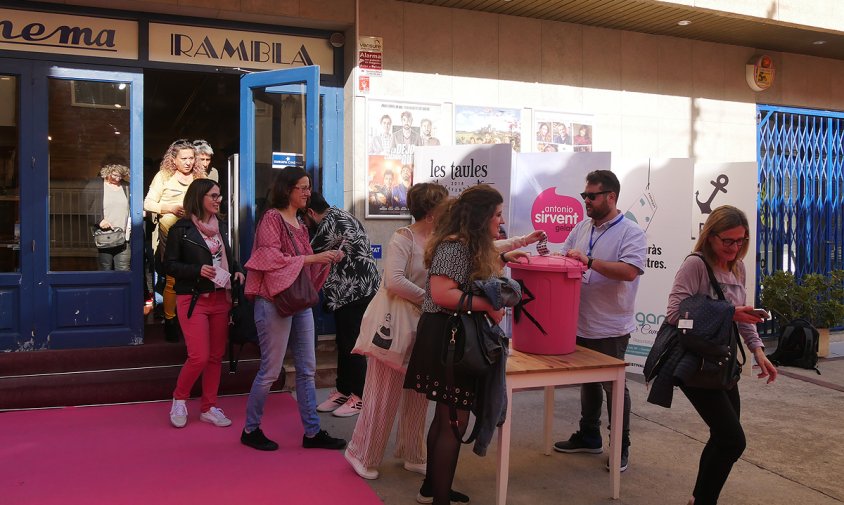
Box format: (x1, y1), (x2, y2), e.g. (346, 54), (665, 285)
(553, 170), (647, 473)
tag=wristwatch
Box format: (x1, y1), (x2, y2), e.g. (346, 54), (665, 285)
(587, 257), (594, 269)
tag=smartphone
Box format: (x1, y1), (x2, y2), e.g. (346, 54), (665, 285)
(749, 308), (771, 320)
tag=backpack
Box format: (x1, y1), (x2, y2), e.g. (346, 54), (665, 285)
(766, 318), (821, 374)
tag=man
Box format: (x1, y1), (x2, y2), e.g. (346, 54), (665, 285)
(391, 110), (422, 149)
(306, 192), (380, 417)
(193, 139), (219, 182)
(553, 170), (646, 473)
(369, 169), (396, 212)
(369, 114), (394, 155)
(420, 118), (440, 146)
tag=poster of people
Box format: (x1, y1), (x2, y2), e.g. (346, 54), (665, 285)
(366, 99), (444, 218)
(533, 111), (594, 153)
(454, 105), (522, 152)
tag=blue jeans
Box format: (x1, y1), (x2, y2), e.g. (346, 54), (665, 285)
(245, 297), (320, 436)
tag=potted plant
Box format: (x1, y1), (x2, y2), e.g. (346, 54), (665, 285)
(760, 270), (844, 357)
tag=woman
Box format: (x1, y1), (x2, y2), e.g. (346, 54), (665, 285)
(240, 166), (346, 452)
(144, 139), (205, 341)
(86, 163), (130, 271)
(574, 125), (591, 145)
(164, 178), (243, 428)
(536, 122), (552, 143)
(193, 139), (219, 182)
(665, 205), (777, 505)
(345, 183), (449, 481)
(403, 184), (520, 505)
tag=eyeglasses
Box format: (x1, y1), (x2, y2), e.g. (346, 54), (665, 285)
(580, 190), (612, 201)
(205, 193), (223, 202)
(716, 235), (747, 248)
(294, 185), (312, 193)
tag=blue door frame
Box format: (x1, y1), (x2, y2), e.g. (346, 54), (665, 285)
(0, 59), (144, 351)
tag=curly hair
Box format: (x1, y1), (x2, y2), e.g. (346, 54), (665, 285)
(425, 184), (502, 281)
(407, 182), (448, 221)
(158, 139), (203, 181)
(99, 163), (129, 180)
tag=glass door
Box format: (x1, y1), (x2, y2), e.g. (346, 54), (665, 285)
(0, 62), (144, 351)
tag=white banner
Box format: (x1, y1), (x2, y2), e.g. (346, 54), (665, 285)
(508, 152), (610, 250)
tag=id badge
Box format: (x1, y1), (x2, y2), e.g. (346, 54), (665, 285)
(582, 269), (592, 284)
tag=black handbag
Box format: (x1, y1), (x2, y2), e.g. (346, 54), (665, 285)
(273, 218), (319, 317)
(441, 292), (503, 377)
(643, 320), (679, 384)
(93, 227), (126, 248)
(678, 254), (746, 390)
(228, 279), (258, 372)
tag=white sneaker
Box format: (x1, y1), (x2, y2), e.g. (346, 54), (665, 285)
(200, 406), (232, 427)
(170, 399), (187, 428)
(404, 460), (427, 475)
(332, 394), (363, 417)
(317, 391), (349, 413)
(344, 449), (379, 480)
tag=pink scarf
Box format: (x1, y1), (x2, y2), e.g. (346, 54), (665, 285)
(191, 214), (231, 290)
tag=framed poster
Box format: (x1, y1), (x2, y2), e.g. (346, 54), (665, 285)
(366, 99), (444, 218)
(454, 105), (522, 152)
(533, 110), (594, 153)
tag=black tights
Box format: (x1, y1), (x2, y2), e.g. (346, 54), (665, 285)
(681, 385), (746, 505)
(425, 402), (468, 505)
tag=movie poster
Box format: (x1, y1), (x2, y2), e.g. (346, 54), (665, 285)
(533, 110), (594, 153)
(366, 99), (444, 218)
(454, 105), (522, 152)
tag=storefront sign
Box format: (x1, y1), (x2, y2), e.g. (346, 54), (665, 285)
(271, 152), (303, 168)
(358, 36), (382, 76)
(0, 8), (138, 59)
(149, 23), (334, 74)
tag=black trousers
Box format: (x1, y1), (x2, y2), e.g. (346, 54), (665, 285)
(680, 384), (746, 505)
(333, 295), (373, 398)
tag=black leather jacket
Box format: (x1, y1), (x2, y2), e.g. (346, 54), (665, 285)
(163, 217), (240, 295)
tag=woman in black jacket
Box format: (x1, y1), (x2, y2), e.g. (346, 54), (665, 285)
(164, 178), (244, 429)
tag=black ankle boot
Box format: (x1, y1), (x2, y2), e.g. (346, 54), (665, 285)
(164, 317), (180, 343)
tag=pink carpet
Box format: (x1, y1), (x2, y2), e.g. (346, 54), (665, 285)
(1, 393), (383, 505)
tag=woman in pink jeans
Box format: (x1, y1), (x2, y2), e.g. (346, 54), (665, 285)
(164, 178), (244, 428)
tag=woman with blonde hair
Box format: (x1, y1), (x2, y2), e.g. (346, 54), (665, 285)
(86, 163), (131, 271)
(144, 139), (205, 341)
(664, 205), (777, 505)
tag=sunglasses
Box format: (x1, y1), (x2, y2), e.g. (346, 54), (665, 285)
(580, 190), (612, 201)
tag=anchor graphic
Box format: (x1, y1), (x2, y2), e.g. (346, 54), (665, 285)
(695, 174), (729, 214)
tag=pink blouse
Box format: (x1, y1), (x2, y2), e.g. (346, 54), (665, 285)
(244, 209), (329, 302)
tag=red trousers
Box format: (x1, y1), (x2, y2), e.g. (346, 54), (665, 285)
(173, 290), (231, 412)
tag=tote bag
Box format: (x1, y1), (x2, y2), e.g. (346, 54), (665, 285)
(352, 227), (420, 372)
(273, 216), (319, 317)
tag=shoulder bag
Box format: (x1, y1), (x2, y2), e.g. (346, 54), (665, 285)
(677, 253), (746, 390)
(273, 217), (319, 317)
(93, 227), (126, 248)
(441, 291), (503, 378)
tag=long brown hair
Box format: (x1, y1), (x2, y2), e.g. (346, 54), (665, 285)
(183, 179), (219, 221)
(424, 184), (502, 281)
(693, 205), (750, 275)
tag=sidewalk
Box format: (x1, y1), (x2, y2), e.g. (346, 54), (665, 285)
(317, 336), (844, 505)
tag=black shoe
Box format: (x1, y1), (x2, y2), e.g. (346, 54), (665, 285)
(605, 445), (630, 472)
(416, 479), (470, 504)
(241, 428), (279, 451)
(553, 430), (603, 454)
(164, 317), (180, 343)
(302, 429), (346, 450)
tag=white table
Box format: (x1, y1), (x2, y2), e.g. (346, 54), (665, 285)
(496, 347), (627, 504)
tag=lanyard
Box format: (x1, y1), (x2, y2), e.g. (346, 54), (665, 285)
(588, 213), (624, 256)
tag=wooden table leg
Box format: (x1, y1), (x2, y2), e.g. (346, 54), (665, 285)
(496, 384), (515, 505)
(544, 385), (554, 455)
(608, 367), (624, 499)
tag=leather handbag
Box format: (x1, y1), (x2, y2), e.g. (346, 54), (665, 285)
(441, 291), (503, 377)
(93, 227), (126, 248)
(228, 279), (258, 373)
(273, 217), (318, 317)
(677, 253), (746, 390)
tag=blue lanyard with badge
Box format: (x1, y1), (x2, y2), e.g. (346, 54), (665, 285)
(582, 213), (624, 284)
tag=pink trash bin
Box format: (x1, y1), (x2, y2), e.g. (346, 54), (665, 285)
(508, 256), (586, 355)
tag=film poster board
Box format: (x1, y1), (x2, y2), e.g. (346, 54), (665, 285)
(454, 105), (522, 152)
(508, 152), (610, 253)
(613, 158), (695, 373)
(366, 99), (445, 218)
(413, 144), (513, 221)
(533, 111), (594, 154)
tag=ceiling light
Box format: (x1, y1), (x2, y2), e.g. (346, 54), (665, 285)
(118, 83), (127, 90)
(813, 40), (827, 45)
(677, 20), (692, 26)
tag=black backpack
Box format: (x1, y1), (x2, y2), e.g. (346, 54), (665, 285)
(766, 318), (821, 374)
